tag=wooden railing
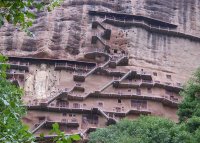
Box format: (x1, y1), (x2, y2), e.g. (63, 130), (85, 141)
(102, 18), (200, 41)
(89, 10), (178, 28)
(31, 118), (79, 134)
(0, 62), (29, 71)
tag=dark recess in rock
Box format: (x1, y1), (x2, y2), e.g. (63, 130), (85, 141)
(21, 39), (37, 51)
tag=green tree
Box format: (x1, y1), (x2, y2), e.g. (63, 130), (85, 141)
(178, 68), (200, 123)
(177, 68), (200, 142)
(0, 54), (34, 143)
(89, 116), (192, 143)
(0, 0), (63, 34)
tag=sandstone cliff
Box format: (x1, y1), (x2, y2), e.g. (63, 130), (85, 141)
(0, 0), (200, 82)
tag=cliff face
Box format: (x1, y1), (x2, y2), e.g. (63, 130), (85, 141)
(3, 1), (200, 139)
(0, 0), (200, 81)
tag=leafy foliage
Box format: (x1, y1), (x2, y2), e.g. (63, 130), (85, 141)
(178, 68), (200, 122)
(0, 54), (34, 143)
(0, 0), (63, 35)
(49, 123), (81, 143)
(176, 68), (200, 142)
(89, 116), (192, 143)
(0, 55), (8, 78)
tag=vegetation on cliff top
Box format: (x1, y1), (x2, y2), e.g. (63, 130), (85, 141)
(0, 0), (63, 35)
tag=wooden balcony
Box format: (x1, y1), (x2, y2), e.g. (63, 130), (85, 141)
(104, 108), (151, 118)
(73, 84), (85, 92)
(154, 82), (183, 93)
(1, 62), (29, 71)
(31, 119), (79, 134)
(89, 10), (178, 28)
(90, 92), (179, 107)
(115, 80), (153, 88)
(137, 72), (152, 81)
(162, 95), (179, 107)
(55, 62), (94, 72)
(6, 70), (25, 78)
(115, 80), (182, 93)
(164, 83), (182, 93)
(84, 49), (110, 61)
(101, 17), (200, 42)
(26, 104), (93, 114)
(99, 68), (124, 77)
(67, 93), (86, 101)
(27, 106), (118, 126)
(116, 56), (129, 66)
(109, 61), (117, 68)
(73, 74), (85, 82)
(45, 120), (79, 128)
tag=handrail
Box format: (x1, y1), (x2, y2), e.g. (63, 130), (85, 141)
(92, 21), (112, 40)
(66, 92), (180, 107)
(35, 133), (80, 139)
(89, 10), (178, 28)
(0, 62), (29, 67)
(98, 70), (131, 92)
(105, 108), (151, 116)
(119, 70), (132, 82)
(55, 62), (95, 72)
(118, 80), (182, 92)
(116, 55), (128, 65)
(31, 119), (80, 134)
(27, 106), (150, 125)
(100, 59), (111, 68)
(40, 88), (73, 106)
(74, 52), (111, 81)
(97, 108), (109, 119)
(99, 80), (115, 92)
(0, 62), (29, 71)
(85, 67), (99, 78)
(103, 18), (200, 41)
(92, 35), (109, 48)
(7, 56), (96, 67)
(81, 127), (97, 137)
(31, 119), (47, 134)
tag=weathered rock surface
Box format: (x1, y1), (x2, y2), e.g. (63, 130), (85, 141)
(0, 0), (200, 81)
